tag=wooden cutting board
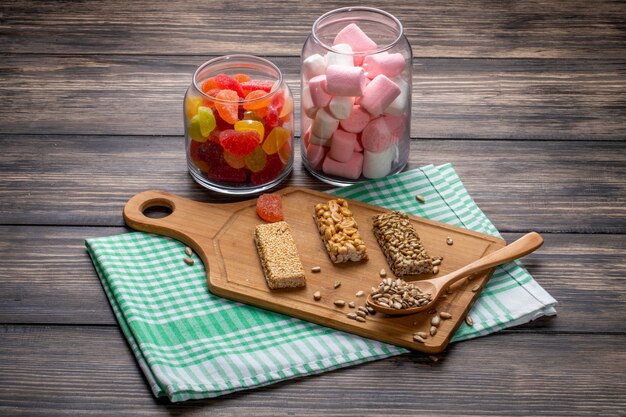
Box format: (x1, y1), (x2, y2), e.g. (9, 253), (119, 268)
(123, 187), (506, 353)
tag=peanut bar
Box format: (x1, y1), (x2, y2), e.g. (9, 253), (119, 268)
(314, 198), (368, 263)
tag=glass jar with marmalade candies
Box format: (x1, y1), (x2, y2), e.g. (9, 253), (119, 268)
(184, 55), (294, 194)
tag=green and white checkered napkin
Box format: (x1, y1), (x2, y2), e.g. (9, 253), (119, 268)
(86, 163), (556, 402)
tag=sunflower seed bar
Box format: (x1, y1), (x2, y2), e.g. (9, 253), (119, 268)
(314, 198), (368, 263)
(372, 211), (435, 276)
(254, 221), (306, 289)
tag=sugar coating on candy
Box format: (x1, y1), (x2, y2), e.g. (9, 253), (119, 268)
(244, 146), (267, 173)
(223, 151), (246, 169)
(201, 77), (218, 93)
(214, 74), (245, 98)
(243, 90), (271, 110)
(219, 129), (260, 157)
(235, 120), (264, 143)
(185, 96), (203, 120)
(241, 80), (274, 95)
(215, 90), (240, 124)
(188, 115), (206, 142)
(197, 106), (216, 137)
(190, 140), (223, 166)
(262, 126), (290, 155)
(233, 73), (252, 83)
(256, 193), (284, 223)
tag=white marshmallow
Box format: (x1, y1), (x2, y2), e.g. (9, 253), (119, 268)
(384, 78), (409, 116)
(302, 53), (327, 80)
(328, 96), (355, 120)
(325, 43), (354, 67)
(363, 144), (397, 179)
(302, 86), (318, 119)
(311, 108), (339, 140)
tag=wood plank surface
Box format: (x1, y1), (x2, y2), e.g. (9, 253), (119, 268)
(1, 325), (624, 416)
(1, 135), (624, 232)
(1, 0), (625, 59)
(1, 55), (625, 139)
(1, 226), (624, 335)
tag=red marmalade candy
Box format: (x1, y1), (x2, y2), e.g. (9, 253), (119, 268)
(256, 193), (284, 222)
(219, 129), (259, 157)
(214, 73), (245, 98)
(241, 80), (274, 95)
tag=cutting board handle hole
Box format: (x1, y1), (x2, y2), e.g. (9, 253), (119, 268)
(140, 198), (174, 219)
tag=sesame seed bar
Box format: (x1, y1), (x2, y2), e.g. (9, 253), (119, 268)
(372, 211), (435, 277)
(254, 221), (306, 289)
(314, 198), (368, 263)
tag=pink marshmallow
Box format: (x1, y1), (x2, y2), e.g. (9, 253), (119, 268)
(306, 143), (328, 170)
(340, 105), (371, 133)
(360, 74), (402, 116)
(329, 129), (357, 163)
(333, 23), (377, 53)
(325, 65), (367, 97)
(361, 115), (405, 153)
(322, 152), (364, 180)
(308, 75), (332, 107)
(363, 52), (406, 79)
(354, 134), (364, 152)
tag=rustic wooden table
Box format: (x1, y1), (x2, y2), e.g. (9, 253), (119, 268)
(1, 1), (625, 415)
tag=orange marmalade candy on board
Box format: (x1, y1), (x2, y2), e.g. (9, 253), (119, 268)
(256, 193), (284, 222)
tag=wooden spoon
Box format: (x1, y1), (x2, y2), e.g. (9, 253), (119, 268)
(366, 232), (544, 316)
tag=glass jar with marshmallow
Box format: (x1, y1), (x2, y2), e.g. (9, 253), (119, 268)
(301, 7), (412, 186)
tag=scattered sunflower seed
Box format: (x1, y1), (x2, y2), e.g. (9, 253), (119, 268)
(184, 247), (193, 257)
(379, 268), (387, 277)
(183, 257), (194, 266)
(432, 258), (441, 266)
(431, 316), (441, 327)
(430, 326), (438, 336)
(433, 265), (439, 274)
(465, 315), (474, 326)
(357, 306), (369, 315)
(313, 291), (321, 301)
(415, 331), (428, 339)
(472, 284), (481, 292)
(311, 266), (321, 273)
(348, 301), (356, 308)
(355, 290), (364, 297)
(347, 313), (357, 320)
(429, 355), (439, 362)
(334, 299), (345, 307)
(357, 311), (367, 318)
(333, 280), (341, 289)
(355, 316), (366, 323)
(439, 312), (452, 320)
(366, 306), (376, 315)
(415, 194), (426, 203)
(446, 237), (454, 245)
(413, 334), (426, 343)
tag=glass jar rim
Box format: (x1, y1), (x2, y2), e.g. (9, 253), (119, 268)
(192, 54), (284, 104)
(311, 7), (404, 55)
